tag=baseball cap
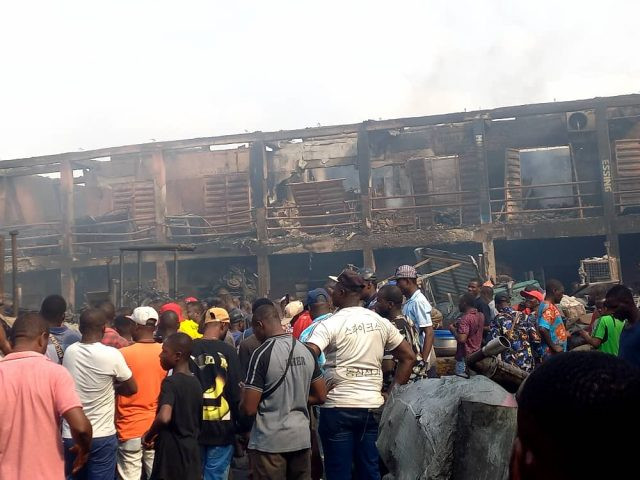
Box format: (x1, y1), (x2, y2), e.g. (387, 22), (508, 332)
(306, 288), (330, 307)
(184, 296), (198, 303)
(229, 308), (245, 324)
(131, 306), (159, 326)
(328, 265), (359, 283)
(521, 289), (544, 302)
(159, 302), (183, 322)
(205, 307), (230, 324)
(494, 292), (510, 304)
(282, 300), (304, 325)
(394, 265), (418, 280)
(358, 268), (378, 283)
(336, 270), (366, 291)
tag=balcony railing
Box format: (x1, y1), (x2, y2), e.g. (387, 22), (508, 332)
(613, 175), (640, 215)
(1, 222), (63, 256)
(72, 215), (156, 251)
(165, 210), (256, 243)
(490, 180), (603, 221)
(371, 190), (479, 231)
(266, 199), (362, 238)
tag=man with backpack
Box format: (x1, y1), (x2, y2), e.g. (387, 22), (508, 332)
(40, 294), (80, 364)
(241, 304), (327, 480)
(191, 307), (242, 480)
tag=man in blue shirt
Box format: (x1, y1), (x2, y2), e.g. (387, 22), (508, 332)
(394, 265), (435, 372)
(40, 294), (80, 364)
(299, 289), (333, 369)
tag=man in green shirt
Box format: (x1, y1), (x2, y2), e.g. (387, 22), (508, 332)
(578, 314), (625, 355)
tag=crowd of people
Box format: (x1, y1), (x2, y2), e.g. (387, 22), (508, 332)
(0, 263), (639, 480)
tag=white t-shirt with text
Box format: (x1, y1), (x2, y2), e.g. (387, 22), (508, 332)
(306, 306), (404, 408)
(62, 342), (132, 438)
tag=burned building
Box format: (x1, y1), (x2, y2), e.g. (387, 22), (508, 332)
(2, 94), (640, 310)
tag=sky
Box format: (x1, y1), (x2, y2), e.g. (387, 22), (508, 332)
(1, 0), (639, 160)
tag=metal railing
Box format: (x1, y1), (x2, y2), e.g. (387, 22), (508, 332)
(490, 180), (603, 221)
(72, 215), (156, 249)
(371, 190), (479, 231)
(1, 223), (63, 256)
(266, 199), (362, 237)
(165, 210), (256, 242)
(612, 175), (640, 214)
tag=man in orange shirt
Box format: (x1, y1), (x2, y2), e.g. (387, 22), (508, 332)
(116, 307), (167, 480)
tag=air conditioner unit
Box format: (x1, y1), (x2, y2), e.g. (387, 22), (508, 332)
(566, 110), (596, 132)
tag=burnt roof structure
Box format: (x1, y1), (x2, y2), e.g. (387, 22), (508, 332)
(3, 93), (640, 309)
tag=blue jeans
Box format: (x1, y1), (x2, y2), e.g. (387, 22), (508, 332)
(201, 444), (234, 480)
(64, 434), (117, 480)
(318, 407), (380, 480)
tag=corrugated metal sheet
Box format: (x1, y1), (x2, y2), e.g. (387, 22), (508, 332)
(111, 181), (155, 228)
(289, 179), (356, 233)
(614, 139), (640, 212)
(504, 148), (522, 215)
(204, 173), (252, 233)
(413, 247), (481, 303)
(407, 156), (465, 227)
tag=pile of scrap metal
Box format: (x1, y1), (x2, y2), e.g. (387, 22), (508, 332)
(467, 336), (528, 392)
(122, 282), (173, 308)
(208, 265), (257, 301)
(408, 247), (485, 325)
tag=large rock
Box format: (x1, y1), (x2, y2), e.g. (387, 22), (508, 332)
(378, 375), (517, 480)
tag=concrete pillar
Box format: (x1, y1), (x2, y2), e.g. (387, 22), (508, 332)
(363, 245), (376, 271)
(156, 261), (170, 294)
(250, 140), (268, 242)
(151, 151), (170, 292)
(595, 106), (623, 280)
(481, 235), (497, 281)
(60, 160), (76, 308)
(473, 118), (492, 224)
(257, 253), (271, 298)
(60, 160), (74, 256)
(357, 126), (372, 233)
(60, 265), (75, 311)
(606, 233), (622, 282)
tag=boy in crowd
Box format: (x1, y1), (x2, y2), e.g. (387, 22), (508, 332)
(144, 333), (203, 480)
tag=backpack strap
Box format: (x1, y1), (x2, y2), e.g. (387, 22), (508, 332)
(262, 337), (296, 400)
(49, 335), (64, 364)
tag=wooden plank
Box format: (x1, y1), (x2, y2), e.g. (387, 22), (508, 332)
(420, 263), (463, 279)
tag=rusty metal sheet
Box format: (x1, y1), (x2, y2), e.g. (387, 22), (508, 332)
(614, 139), (640, 212)
(111, 181), (155, 228)
(504, 148), (522, 216)
(289, 179), (355, 233)
(414, 247), (481, 304)
(204, 173), (252, 233)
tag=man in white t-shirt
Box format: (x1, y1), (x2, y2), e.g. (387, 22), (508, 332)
(306, 270), (416, 480)
(62, 309), (138, 480)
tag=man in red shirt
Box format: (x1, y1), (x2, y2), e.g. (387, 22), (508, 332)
(450, 293), (485, 377)
(292, 290), (330, 339)
(99, 301), (131, 349)
(0, 313), (92, 480)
